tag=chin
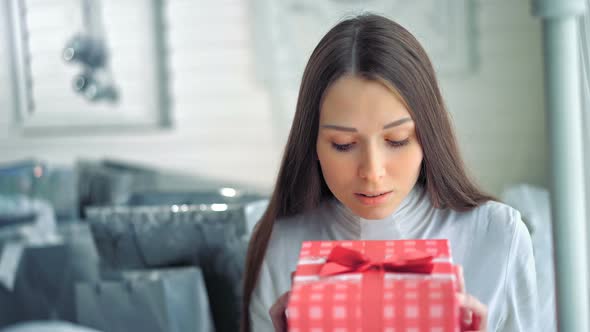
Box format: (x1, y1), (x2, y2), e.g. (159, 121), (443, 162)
(350, 204), (398, 220)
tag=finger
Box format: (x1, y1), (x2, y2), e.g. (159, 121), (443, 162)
(271, 316), (285, 332)
(456, 293), (487, 331)
(269, 292), (290, 320)
(456, 293), (473, 331)
(462, 308), (473, 329)
(269, 291), (290, 332)
(471, 313), (484, 331)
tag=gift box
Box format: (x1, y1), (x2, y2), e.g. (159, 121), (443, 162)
(287, 239), (460, 332)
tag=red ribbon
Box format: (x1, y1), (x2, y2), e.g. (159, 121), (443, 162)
(319, 245), (435, 276)
(318, 245), (435, 329)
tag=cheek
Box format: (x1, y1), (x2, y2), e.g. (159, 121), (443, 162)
(386, 146), (423, 177)
(317, 148), (354, 186)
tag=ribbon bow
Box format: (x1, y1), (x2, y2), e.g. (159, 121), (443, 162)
(319, 245), (435, 277)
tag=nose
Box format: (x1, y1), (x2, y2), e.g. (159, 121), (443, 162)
(358, 144), (386, 182)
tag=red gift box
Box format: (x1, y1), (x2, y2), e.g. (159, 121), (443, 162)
(287, 240), (460, 332)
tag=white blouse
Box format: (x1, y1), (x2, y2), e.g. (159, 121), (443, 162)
(249, 184), (538, 331)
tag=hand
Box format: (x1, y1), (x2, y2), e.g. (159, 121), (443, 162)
(456, 266), (488, 331)
(269, 291), (290, 332)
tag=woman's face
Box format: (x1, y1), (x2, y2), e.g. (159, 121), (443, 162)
(316, 75), (423, 220)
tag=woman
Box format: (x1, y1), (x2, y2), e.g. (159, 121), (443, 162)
(242, 14), (537, 332)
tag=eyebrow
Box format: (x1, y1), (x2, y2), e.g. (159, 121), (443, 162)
(320, 117), (412, 132)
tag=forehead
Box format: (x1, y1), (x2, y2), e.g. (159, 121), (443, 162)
(319, 75), (411, 122)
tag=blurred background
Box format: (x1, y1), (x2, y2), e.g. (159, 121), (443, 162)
(0, 0), (587, 331)
(0, 0), (547, 193)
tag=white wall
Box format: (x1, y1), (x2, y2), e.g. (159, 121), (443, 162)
(441, 0), (547, 195)
(0, 0), (546, 196)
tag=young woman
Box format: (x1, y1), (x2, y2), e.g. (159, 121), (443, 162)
(242, 14), (537, 332)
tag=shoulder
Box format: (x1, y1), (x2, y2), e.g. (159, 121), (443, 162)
(456, 201), (535, 289)
(262, 200), (331, 267)
(268, 200), (333, 245)
(440, 200), (533, 275)
(457, 200), (529, 243)
(269, 206), (319, 245)
(469, 203), (538, 330)
(253, 201), (333, 303)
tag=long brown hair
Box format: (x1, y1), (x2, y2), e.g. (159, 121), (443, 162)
(241, 13), (494, 331)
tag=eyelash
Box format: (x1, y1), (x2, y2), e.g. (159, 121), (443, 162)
(332, 139), (410, 152)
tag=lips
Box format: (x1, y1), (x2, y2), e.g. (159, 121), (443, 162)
(354, 191), (392, 206)
(357, 191), (391, 197)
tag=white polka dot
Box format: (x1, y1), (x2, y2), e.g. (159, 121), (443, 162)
(430, 305), (443, 318)
(342, 242), (352, 247)
(429, 281), (442, 289)
(309, 306), (322, 319)
(312, 284), (325, 291)
(429, 291), (442, 299)
(384, 291), (394, 300)
(300, 250), (310, 256)
(311, 293), (323, 301)
(407, 328), (419, 332)
(405, 291), (418, 299)
(384, 329), (396, 332)
(302, 242), (311, 248)
(288, 308), (299, 319)
(321, 242), (332, 247)
(405, 281), (418, 289)
(311, 328), (323, 332)
(404, 241), (416, 246)
(335, 284), (347, 290)
(384, 305), (395, 318)
(333, 293), (347, 300)
(333, 306), (346, 318)
(320, 249), (330, 255)
(406, 306), (418, 318)
(430, 328), (443, 332)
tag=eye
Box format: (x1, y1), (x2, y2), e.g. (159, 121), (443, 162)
(332, 142), (354, 152)
(387, 138), (410, 148)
